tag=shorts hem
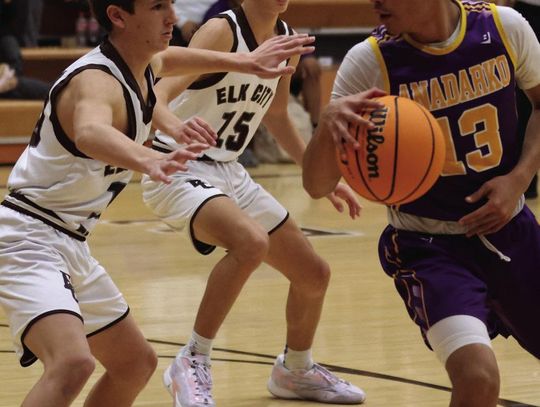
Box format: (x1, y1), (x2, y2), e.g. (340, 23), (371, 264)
(190, 194), (228, 255)
(20, 309), (83, 367)
(87, 307), (130, 338)
(269, 212), (289, 235)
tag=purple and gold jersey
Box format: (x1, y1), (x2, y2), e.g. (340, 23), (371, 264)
(370, 1), (518, 220)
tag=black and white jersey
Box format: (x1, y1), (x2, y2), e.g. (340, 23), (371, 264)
(152, 8), (292, 161)
(2, 39), (155, 241)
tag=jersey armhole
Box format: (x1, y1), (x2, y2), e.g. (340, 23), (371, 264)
(490, 4), (517, 69)
(188, 14), (238, 90)
(368, 36), (391, 93)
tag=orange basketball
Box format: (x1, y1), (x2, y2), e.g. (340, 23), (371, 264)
(336, 95), (445, 205)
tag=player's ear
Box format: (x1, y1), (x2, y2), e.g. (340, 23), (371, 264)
(106, 5), (128, 30)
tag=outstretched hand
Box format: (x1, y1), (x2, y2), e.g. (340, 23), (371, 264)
(147, 143), (209, 184)
(170, 116), (217, 146)
(247, 34), (315, 79)
(326, 183), (362, 219)
(322, 88), (386, 160)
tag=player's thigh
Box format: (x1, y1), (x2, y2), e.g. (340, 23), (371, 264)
(24, 313), (92, 368)
(88, 314), (156, 375)
(193, 195), (268, 250)
(487, 207), (540, 358)
(0, 210), (85, 366)
(76, 258), (129, 337)
(378, 226), (491, 332)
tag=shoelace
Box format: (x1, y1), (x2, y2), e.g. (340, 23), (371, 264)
(189, 357), (213, 393)
(311, 364), (348, 386)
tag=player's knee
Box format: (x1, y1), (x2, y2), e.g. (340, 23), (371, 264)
(108, 343), (157, 386)
(232, 226), (269, 268)
(48, 353), (95, 397)
(453, 362), (499, 401)
(299, 256), (330, 295)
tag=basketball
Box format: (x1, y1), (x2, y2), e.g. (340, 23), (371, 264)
(336, 95), (446, 205)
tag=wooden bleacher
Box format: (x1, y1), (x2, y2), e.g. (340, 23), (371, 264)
(282, 0), (377, 28)
(0, 0), (374, 164)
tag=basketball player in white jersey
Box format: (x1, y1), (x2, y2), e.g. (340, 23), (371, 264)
(0, 0), (315, 406)
(142, 1), (365, 405)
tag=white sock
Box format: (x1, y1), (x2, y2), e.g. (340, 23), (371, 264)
(283, 347), (314, 370)
(182, 331), (213, 356)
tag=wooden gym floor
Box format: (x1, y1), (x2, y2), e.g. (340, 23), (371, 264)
(0, 164), (539, 407)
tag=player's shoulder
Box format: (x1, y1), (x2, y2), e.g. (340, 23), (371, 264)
(66, 68), (123, 101)
(191, 15), (236, 52)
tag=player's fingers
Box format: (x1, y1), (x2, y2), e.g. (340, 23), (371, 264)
(465, 184), (489, 204)
(361, 87), (387, 100)
(184, 142), (210, 155)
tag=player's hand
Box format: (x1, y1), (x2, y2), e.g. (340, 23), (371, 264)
(458, 174), (525, 236)
(169, 116), (217, 146)
(147, 143), (209, 184)
(321, 88), (386, 160)
(326, 183), (362, 219)
(246, 34), (315, 79)
(0, 64), (17, 93)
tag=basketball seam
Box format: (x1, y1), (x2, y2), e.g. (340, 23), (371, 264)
(386, 105), (437, 205)
(380, 96), (399, 202)
(356, 96), (399, 203)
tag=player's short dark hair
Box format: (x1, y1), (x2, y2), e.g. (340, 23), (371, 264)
(89, 0), (135, 32)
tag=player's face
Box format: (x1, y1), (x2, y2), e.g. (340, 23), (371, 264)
(254, 0), (290, 14)
(369, 0), (428, 35)
(129, 0), (178, 51)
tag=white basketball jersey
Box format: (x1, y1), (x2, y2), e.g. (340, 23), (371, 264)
(152, 8), (292, 161)
(3, 39), (155, 241)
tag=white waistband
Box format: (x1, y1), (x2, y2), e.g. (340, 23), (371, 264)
(387, 195), (524, 262)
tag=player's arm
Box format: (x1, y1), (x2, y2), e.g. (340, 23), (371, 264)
(459, 7), (540, 235)
(152, 18), (236, 142)
(152, 26), (314, 79)
(303, 89), (385, 199)
(263, 54), (363, 218)
(303, 41), (385, 199)
(262, 54), (306, 166)
(57, 70), (206, 183)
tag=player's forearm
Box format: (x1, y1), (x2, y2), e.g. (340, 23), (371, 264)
(75, 123), (161, 174)
(511, 109), (540, 190)
(152, 98), (181, 136)
(160, 47), (253, 77)
(303, 124), (342, 198)
(264, 117), (305, 166)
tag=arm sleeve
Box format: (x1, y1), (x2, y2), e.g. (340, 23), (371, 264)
(331, 39), (385, 100)
(497, 5), (540, 90)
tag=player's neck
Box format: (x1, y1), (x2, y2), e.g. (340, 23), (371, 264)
(108, 34), (152, 84)
(407, 0), (460, 44)
(241, 4), (280, 44)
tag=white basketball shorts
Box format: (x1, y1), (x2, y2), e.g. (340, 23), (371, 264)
(0, 206), (129, 366)
(141, 159), (288, 255)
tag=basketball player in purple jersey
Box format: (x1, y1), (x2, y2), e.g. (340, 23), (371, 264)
(303, 0), (540, 405)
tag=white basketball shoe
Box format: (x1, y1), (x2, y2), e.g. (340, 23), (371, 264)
(267, 354), (366, 404)
(163, 347), (215, 407)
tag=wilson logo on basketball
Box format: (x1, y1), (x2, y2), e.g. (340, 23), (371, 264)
(336, 96), (446, 205)
(365, 107), (388, 179)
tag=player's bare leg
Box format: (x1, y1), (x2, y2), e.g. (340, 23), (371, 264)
(164, 196), (269, 407)
(85, 315), (157, 407)
(265, 217), (365, 404)
(446, 344), (499, 407)
(22, 314), (95, 407)
(191, 197), (270, 339)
